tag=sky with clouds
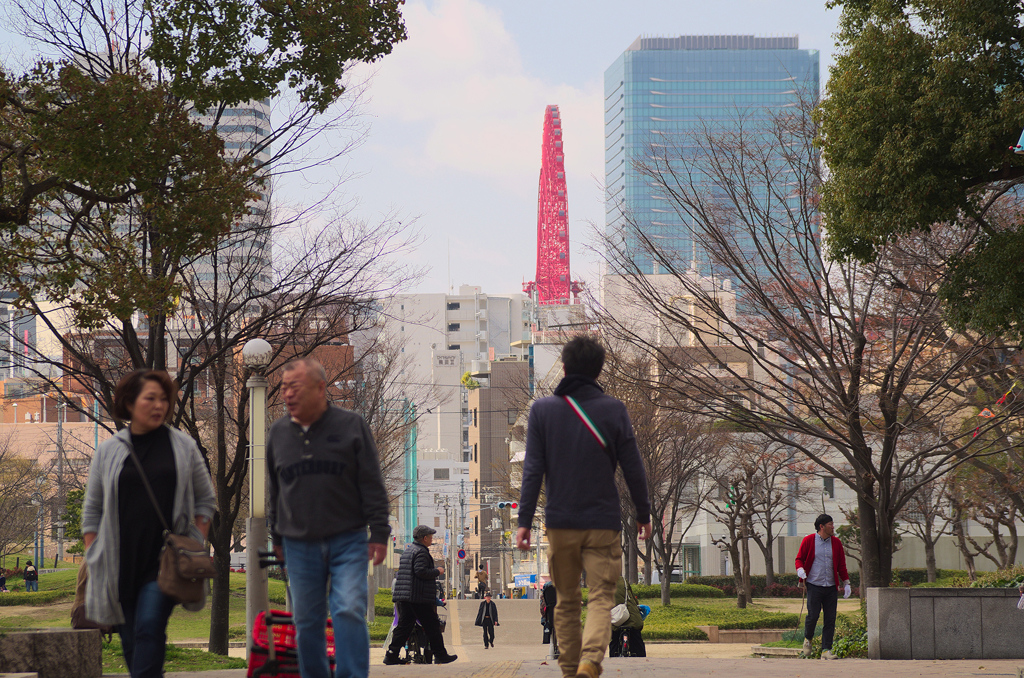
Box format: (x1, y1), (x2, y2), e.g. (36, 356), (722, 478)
(0, 0), (844, 298)
(334, 0), (843, 297)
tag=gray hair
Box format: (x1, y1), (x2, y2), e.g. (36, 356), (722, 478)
(282, 357), (328, 384)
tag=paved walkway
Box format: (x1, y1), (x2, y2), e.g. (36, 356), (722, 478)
(157, 642), (1024, 678)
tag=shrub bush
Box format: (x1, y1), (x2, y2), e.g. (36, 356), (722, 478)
(687, 573), (854, 594)
(965, 565), (1024, 589)
(0, 590), (69, 606)
(687, 573), (863, 597)
(686, 569), (963, 595)
(831, 613), (867, 658)
(632, 583), (724, 599)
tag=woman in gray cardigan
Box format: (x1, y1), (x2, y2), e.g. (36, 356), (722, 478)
(82, 370), (216, 678)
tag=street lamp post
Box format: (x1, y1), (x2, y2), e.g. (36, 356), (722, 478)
(242, 338), (273, 662)
(31, 491), (43, 568)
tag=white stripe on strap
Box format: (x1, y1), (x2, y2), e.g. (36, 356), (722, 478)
(564, 396), (607, 449)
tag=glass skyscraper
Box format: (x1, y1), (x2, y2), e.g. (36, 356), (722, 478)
(605, 35), (819, 276)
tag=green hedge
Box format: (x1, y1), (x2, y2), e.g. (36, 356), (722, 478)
(632, 583), (724, 599)
(643, 625), (709, 641)
(0, 590), (71, 606)
(686, 572), (860, 590)
(890, 568), (964, 586)
(639, 602), (797, 640)
(963, 565), (1024, 589)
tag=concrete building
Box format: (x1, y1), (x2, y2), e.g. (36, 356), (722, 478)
(604, 35), (819, 278)
(387, 287), (532, 590)
(465, 357), (530, 593)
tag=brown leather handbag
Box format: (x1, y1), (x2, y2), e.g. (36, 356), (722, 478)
(70, 563), (114, 640)
(127, 446), (215, 605)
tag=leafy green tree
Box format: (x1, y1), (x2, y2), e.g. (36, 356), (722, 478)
(149, 0), (407, 112)
(0, 64), (256, 338)
(2, 0), (410, 655)
(817, 0), (1024, 336)
(62, 489), (85, 555)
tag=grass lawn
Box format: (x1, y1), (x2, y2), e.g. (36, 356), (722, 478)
(1, 570), (803, 663)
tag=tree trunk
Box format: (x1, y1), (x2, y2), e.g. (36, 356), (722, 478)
(763, 544), (775, 589)
(858, 484), (886, 588)
(922, 521), (937, 583)
(741, 529), (752, 604)
(643, 540), (653, 586)
(728, 543), (746, 609)
(208, 531), (232, 655)
(924, 541), (937, 583)
(951, 512), (978, 580)
(661, 574), (671, 607)
(626, 533), (638, 586)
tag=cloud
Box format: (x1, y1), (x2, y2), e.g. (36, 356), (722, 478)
(357, 0), (604, 194)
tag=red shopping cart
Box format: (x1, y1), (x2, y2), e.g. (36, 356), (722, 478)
(247, 552), (336, 678)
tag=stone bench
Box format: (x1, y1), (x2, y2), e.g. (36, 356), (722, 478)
(696, 625), (787, 643)
(0, 628), (102, 678)
(867, 587), (1024, 659)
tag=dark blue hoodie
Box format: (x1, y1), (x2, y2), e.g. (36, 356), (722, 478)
(517, 374), (651, 531)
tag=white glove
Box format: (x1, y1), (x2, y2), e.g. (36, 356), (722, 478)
(797, 567), (806, 580)
(844, 583), (852, 599)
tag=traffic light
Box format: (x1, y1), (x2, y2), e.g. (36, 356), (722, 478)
(496, 501), (518, 509)
(726, 485), (737, 508)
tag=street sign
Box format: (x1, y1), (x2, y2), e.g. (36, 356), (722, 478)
(457, 549), (466, 560)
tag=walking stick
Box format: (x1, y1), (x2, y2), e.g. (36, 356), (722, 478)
(797, 580), (807, 655)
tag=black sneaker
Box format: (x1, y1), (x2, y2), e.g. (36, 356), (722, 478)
(383, 653), (407, 665)
(436, 654), (458, 664)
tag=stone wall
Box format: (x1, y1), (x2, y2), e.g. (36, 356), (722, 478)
(0, 628), (102, 678)
(867, 587), (1024, 659)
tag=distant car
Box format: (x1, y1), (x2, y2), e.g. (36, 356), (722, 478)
(649, 569), (684, 585)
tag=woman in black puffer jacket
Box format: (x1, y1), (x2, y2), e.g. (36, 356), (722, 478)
(383, 526), (457, 665)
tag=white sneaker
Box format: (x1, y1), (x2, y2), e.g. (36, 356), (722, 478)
(821, 650), (837, 660)
(801, 638), (812, 655)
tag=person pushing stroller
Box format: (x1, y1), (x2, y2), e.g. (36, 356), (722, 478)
(383, 526), (457, 665)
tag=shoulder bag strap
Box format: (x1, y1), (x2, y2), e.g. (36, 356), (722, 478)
(563, 395), (616, 468)
(124, 438), (174, 536)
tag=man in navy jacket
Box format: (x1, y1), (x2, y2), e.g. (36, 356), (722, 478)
(516, 336), (651, 678)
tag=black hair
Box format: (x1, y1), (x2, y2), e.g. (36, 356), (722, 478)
(814, 514), (833, 531)
(561, 335), (605, 379)
(113, 370), (176, 422)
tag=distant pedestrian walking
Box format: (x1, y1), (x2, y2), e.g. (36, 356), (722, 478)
(795, 513), (851, 660)
(23, 560), (38, 592)
(475, 591), (499, 648)
(475, 568), (489, 598)
(517, 336), (651, 678)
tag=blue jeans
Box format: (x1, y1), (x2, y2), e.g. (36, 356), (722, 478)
(119, 579), (176, 678)
(25, 580), (38, 592)
(284, 531), (369, 678)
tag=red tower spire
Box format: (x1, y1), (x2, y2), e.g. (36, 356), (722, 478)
(525, 105), (579, 306)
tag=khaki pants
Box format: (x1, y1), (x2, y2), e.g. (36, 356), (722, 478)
(547, 529), (621, 677)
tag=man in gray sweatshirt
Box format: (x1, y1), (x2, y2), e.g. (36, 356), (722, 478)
(516, 336), (651, 678)
(268, 357), (391, 678)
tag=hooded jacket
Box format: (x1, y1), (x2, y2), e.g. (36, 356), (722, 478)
(518, 375), (651, 531)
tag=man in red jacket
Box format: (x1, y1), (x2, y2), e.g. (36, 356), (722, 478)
(794, 514), (851, 660)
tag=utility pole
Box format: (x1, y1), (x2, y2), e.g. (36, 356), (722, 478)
(459, 479), (467, 598)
